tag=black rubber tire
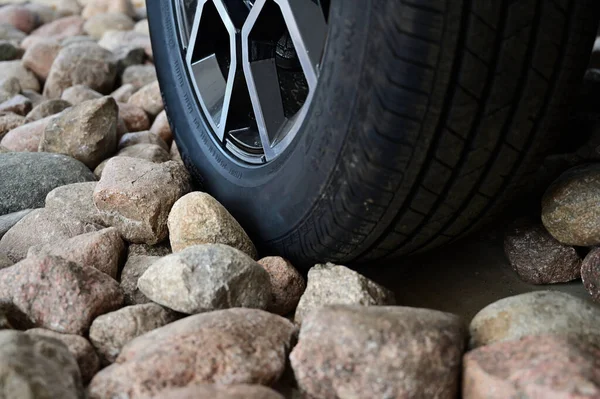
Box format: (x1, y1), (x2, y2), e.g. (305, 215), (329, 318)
(148, 0), (599, 267)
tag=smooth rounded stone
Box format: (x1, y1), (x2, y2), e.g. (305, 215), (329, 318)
(24, 98), (70, 123)
(111, 83), (135, 103)
(39, 96), (118, 168)
(84, 12), (135, 39)
(0, 330), (83, 399)
(28, 227), (125, 279)
(0, 76), (21, 103)
(24, 3), (59, 25)
(0, 254), (123, 334)
(258, 256), (305, 315)
(167, 192), (257, 257)
(0, 40), (22, 61)
(113, 45), (145, 75)
(88, 308), (297, 399)
(118, 101), (150, 132)
(120, 254), (158, 305)
(90, 303), (180, 364)
(0, 112), (24, 139)
(45, 181), (104, 225)
(0, 22), (26, 43)
(147, 384), (285, 399)
(463, 335), (600, 399)
(150, 110), (172, 145)
(0, 209), (33, 240)
(291, 305), (466, 399)
(582, 247), (600, 302)
(60, 84), (102, 104)
(21, 38), (61, 81)
(21, 88), (45, 107)
(128, 80), (162, 117)
(119, 130), (168, 151)
(0, 152), (95, 215)
(26, 328), (100, 383)
(128, 243), (171, 257)
(0, 208), (102, 263)
(35, 0), (82, 16)
(0, 5), (38, 34)
(44, 42), (117, 98)
(99, 29), (152, 60)
(469, 291), (600, 348)
(504, 219), (581, 284)
(82, 0), (136, 19)
(133, 18), (148, 34)
(26, 15), (84, 45)
(138, 244), (271, 314)
(294, 262), (396, 325)
(0, 94), (31, 116)
(93, 157), (191, 244)
(0, 113), (57, 151)
(0, 60), (40, 92)
(121, 64), (156, 90)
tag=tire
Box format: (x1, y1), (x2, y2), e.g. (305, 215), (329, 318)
(148, 0), (599, 267)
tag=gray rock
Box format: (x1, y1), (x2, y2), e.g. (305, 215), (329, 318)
(294, 262), (396, 324)
(0, 40), (22, 61)
(138, 244), (271, 314)
(0, 23), (26, 43)
(98, 29), (151, 60)
(82, 0), (135, 19)
(24, 98), (71, 123)
(45, 181), (104, 225)
(0, 94), (32, 116)
(111, 83), (136, 103)
(0, 330), (83, 399)
(0, 60), (40, 92)
(0, 112), (24, 139)
(0, 209), (32, 239)
(0, 76), (21, 103)
(150, 110), (172, 145)
(120, 254), (158, 305)
(60, 84), (102, 105)
(121, 64), (156, 90)
(469, 291), (600, 348)
(113, 46), (145, 75)
(89, 303), (180, 364)
(21, 88), (45, 107)
(0, 152), (95, 215)
(127, 243), (171, 257)
(0, 253), (13, 270)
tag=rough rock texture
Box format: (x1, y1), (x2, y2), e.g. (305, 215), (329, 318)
(0, 112), (24, 138)
(39, 96), (118, 168)
(45, 182), (104, 225)
(28, 227), (125, 279)
(83, 12), (135, 39)
(0, 60), (40, 92)
(93, 157), (190, 244)
(26, 328), (100, 383)
(504, 219), (581, 284)
(88, 309), (297, 399)
(0, 330), (83, 399)
(542, 164), (600, 246)
(98, 30), (151, 60)
(120, 254), (158, 305)
(463, 335), (600, 399)
(0, 209), (32, 240)
(24, 98), (71, 123)
(138, 244), (271, 314)
(118, 101), (150, 132)
(22, 38), (61, 81)
(119, 130), (169, 151)
(150, 109), (172, 145)
(291, 305), (466, 399)
(0, 208), (101, 263)
(0, 94), (32, 116)
(26, 15), (84, 45)
(122, 64), (156, 90)
(0, 152), (95, 215)
(168, 192), (257, 258)
(0, 113), (56, 151)
(117, 143), (170, 163)
(128, 80), (162, 116)
(469, 291), (600, 348)
(128, 243), (172, 257)
(89, 303), (180, 363)
(258, 256), (305, 315)
(147, 385), (285, 399)
(61, 84), (102, 104)
(44, 42), (117, 98)
(294, 262), (396, 324)
(582, 247), (600, 302)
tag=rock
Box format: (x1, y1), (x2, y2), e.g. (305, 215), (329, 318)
(147, 385), (285, 399)
(504, 219), (581, 284)
(0, 112), (24, 138)
(28, 227), (125, 279)
(0, 254), (123, 334)
(113, 45), (145, 75)
(93, 157), (110, 178)
(120, 254), (158, 305)
(463, 335), (600, 399)
(0, 76), (21, 103)
(150, 110), (172, 145)
(87, 309), (296, 399)
(0, 209), (32, 240)
(0, 22), (26, 43)
(0, 208), (101, 263)
(128, 243), (171, 257)
(24, 3), (59, 25)
(0, 60), (40, 92)
(26, 15), (84, 45)
(117, 143), (171, 163)
(294, 262), (396, 324)
(0, 5), (38, 34)
(24, 98), (70, 123)
(111, 83), (135, 103)
(39, 96), (118, 168)
(94, 157), (190, 244)
(84, 12), (135, 39)
(82, 0), (136, 19)
(290, 305), (466, 399)
(22, 38), (61, 81)
(258, 256), (305, 315)
(0, 40), (22, 61)
(61, 34), (96, 47)
(37, 0), (82, 16)
(61, 84), (102, 104)
(89, 303), (180, 364)
(0, 152), (95, 215)
(0, 94), (31, 116)
(0, 253), (13, 270)
(118, 101), (150, 132)
(21, 88), (45, 107)
(469, 291), (600, 348)
(171, 141), (182, 162)
(121, 64), (156, 90)
(134, 19), (148, 35)
(26, 328), (100, 383)
(119, 130), (168, 151)
(45, 181), (104, 225)
(138, 244), (271, 314)
(582, 247), (600, 302)
(0, 330), (83, 399)
(0, 114), (54, 151)
(44, 42), (117, 98)
(98, 29), (152, 60)
(128, 80), (162, 117)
